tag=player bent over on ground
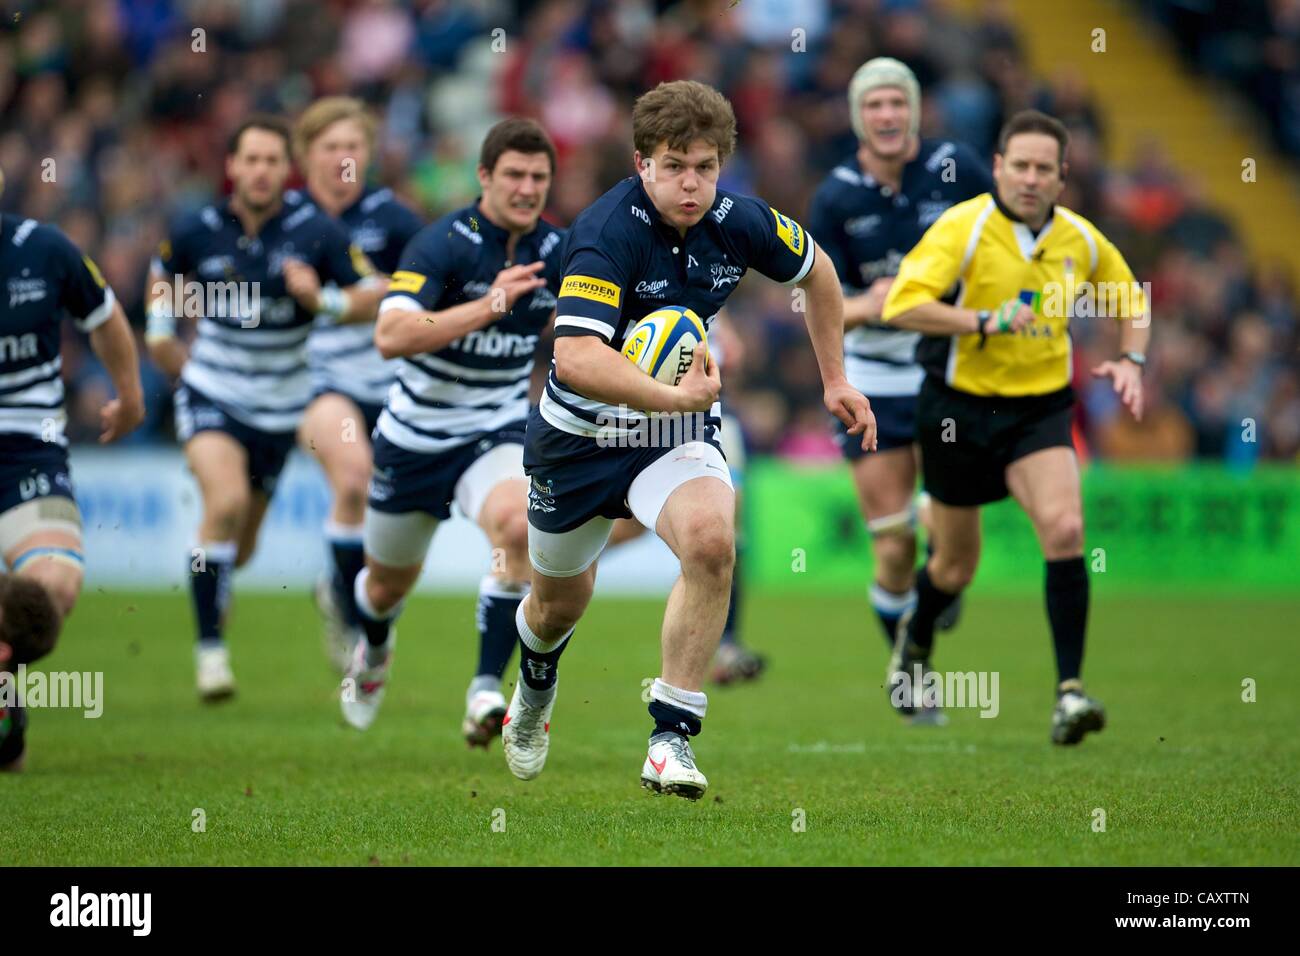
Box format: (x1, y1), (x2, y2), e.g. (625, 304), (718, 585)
(503, 81), (875, 798)
(882, 110), (1149, 744)
(0, 182), (146, 766)
(340, 119), (564, 746)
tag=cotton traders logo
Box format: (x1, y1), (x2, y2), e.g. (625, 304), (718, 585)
(7, 277), (46, 307)
(710, 263), (742, 292)
(634, 279), (670, 298)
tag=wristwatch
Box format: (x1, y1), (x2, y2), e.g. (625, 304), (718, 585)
(975, 309), (991, 347)
(1120, 351), (1146, 369)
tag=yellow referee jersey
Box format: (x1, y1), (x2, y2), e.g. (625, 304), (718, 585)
(882, 193), (1146, 397)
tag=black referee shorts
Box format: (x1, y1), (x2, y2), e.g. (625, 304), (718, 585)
(917, 377), (1075, 507)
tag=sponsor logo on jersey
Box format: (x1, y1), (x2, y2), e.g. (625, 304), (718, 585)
(709, 263), (742, 292)
(452, 219), (484, 245)
(771, 208), (806, 256)
(81, 255), (108, 289)
(844, 215), (882, 237)
(917, 200), (952, 227)
(630, 205), (652, 226)
(389, 270), (427, 294)
(559, 275), (621, 307)
(635, 279), (670, 297)
(7, 278), (47, 308)
(712, 196), (734, 223)
(0, 332), (39, 360)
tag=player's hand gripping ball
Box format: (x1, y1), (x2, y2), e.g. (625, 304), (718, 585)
(621, 306), (709, 386)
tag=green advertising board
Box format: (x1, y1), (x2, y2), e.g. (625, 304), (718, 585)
(745, 460), (1300, 595)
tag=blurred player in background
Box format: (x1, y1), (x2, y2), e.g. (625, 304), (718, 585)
(146, 116), (379, 701)
(0, 575), (61, 771)
(808, 57), (995, 724)
(883, 110), (1149, 745)
(606, 310), (766, 685)
(0, 167), (146, 767)
(502, 80), (875, 799)
(289, 98), (422, 672)
(341, 119), (564, 747)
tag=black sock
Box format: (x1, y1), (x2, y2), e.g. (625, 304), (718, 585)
(353, 567), (398, 651)
(190, 541), (235, 646)
(515, 601), (570, 692)
(649, 700), (702, 738)
(719, 545), (742, 647)
(326, 524), (366, 628)
(476, 577), (524, 679)
(1045, 556), (1089, 685)
(910, 564), (960, 654)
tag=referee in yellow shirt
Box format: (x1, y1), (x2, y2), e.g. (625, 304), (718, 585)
(881, 110), (1149, 744)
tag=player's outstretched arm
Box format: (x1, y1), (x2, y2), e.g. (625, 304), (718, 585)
(554, 336), (717, 414)
(798, 242), (877, 450)
(89, 300), (146, 443)
(375, 262), (546, 359)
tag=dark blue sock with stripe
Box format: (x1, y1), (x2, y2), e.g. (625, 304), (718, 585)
(190, 540), (236, 648)
(325, 521), (365, 628)
(476, 576), (525, 679)
(515, 600), (570, 695)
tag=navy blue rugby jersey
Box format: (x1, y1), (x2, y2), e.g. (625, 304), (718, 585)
(807, 139), (993, 396)
(544, 176), (813, 441)
(290, 186), (423, 405)
(376, 201), (565, 454)
(0, 215), (116, 446)
(153, 197), (371, 432)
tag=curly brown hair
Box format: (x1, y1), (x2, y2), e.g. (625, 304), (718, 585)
(632, 80), (737, 163)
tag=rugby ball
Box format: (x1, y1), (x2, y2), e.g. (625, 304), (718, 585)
(620, 306), (708, 386)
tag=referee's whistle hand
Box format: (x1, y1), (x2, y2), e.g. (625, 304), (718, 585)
(825, 382), (877, 452)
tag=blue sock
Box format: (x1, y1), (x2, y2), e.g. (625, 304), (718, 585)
(476, 576), (525, 680)
(647, 679), (706, 738)
(190, 540), (236, 647)
(515, 600), (570, 693)
(870, 582), (916, 650)
(353, 567), (399, 662)
(325, 521), (365, 628)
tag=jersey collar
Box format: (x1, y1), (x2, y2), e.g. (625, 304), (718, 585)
(219, 196), (288, 237)
(470, 198), (547, 247)
(992, 190), (1057, 260)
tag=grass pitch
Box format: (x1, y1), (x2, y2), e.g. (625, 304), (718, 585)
(4, 589), (1297, 866)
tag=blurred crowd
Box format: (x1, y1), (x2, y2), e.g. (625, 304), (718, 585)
(1139, 0), (1300, 159)
(0, 0), (1296, 464)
